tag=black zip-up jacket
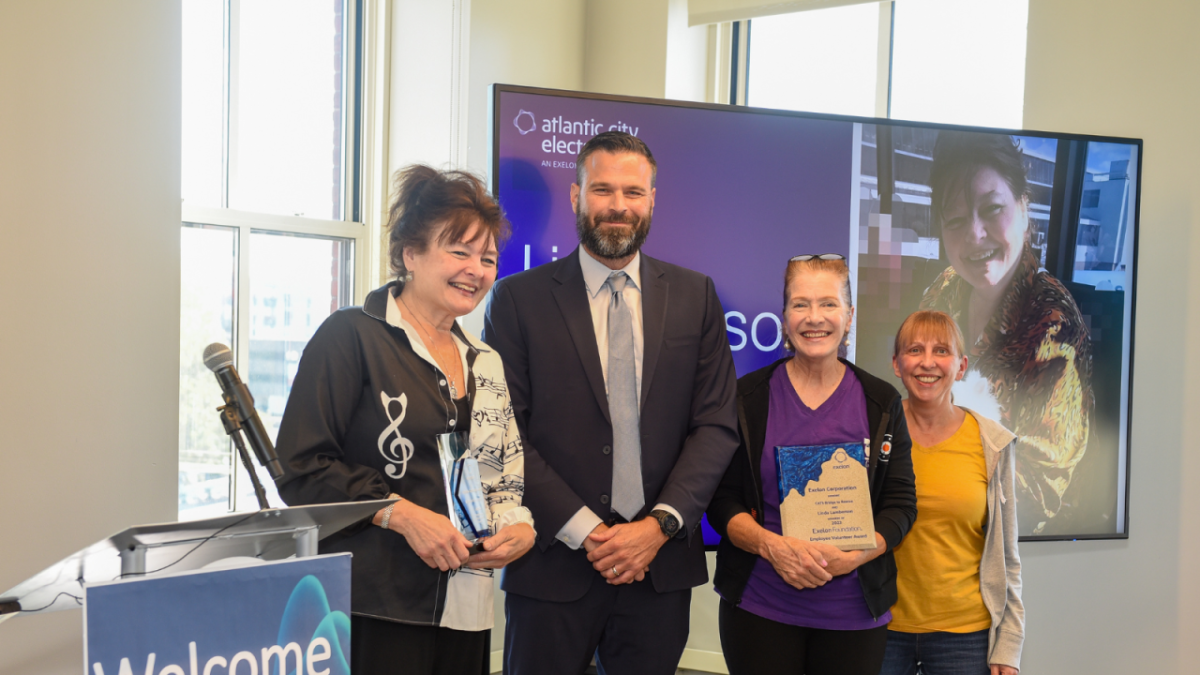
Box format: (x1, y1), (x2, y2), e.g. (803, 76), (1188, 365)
(707, 357), (917, 620)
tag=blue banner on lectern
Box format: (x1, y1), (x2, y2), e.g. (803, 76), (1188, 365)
(84, 554), (351, 675)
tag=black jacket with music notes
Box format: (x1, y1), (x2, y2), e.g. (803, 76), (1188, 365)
(275, 281), (532, 630)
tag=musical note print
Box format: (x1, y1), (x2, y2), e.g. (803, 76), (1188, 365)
(474, 375), (507, 396)
(491, 474), (525, 498)
(472, 407), (509, 429)
(486, 493), (519, 507)
(377, 390), (415, 478)
(477, 441), (504, 472)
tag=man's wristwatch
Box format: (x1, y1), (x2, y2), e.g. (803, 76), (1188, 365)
(649, 509), (681, 539)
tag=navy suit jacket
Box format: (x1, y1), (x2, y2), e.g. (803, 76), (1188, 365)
(482, 248), (739, 602)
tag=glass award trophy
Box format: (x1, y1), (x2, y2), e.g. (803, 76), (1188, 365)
(435, 431), (491, 543)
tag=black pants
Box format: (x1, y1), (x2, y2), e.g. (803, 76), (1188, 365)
(719, 599), (889, 675)
(351, 614), (490, 675)
(504, 573), (691, 675)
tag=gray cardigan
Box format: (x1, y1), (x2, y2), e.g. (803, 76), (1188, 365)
(966, 408), (1025, 669)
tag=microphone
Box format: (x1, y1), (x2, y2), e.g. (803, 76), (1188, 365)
(203, 343), (284, 480)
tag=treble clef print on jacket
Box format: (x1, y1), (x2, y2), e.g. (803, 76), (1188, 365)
(377, 391), (415, 478)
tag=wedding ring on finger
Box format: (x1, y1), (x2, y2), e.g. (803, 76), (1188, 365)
(611, 566), (619, 577)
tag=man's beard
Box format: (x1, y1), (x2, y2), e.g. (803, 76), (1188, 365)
(576, 207), (652, 260)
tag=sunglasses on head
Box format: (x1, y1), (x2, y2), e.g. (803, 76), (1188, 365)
(789, 253), (845, 262)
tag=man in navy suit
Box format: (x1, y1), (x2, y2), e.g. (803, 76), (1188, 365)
(483, 131), (739, 675)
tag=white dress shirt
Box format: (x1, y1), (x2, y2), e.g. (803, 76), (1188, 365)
(555, 247), (684, 549)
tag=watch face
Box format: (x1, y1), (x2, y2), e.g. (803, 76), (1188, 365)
(655, 511), (679, 536)
(665, 515), (679, 535)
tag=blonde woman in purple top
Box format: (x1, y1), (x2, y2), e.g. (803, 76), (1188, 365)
(707, 255), (917, 675)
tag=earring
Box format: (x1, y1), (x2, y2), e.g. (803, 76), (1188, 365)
(843, 336), (851, 347)
(403, 270), (413, 283)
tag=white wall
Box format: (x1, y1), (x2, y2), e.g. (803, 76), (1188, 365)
(0, 2), (181, 673)
(388, 0), (472, 175)
(1019, 2), (1198, 673)
(664, 0), (712, 103)
(466, 0), (587, 177)
(583, 0), (671, 98)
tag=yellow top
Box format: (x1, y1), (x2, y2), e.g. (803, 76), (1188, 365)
(890, 412), (992, 634)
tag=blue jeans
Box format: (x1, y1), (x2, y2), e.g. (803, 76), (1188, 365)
(879, 629), (990, 675)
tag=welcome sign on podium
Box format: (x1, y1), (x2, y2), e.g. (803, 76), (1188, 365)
(776, 443), (876, 551)
(84, 555), (351, 675)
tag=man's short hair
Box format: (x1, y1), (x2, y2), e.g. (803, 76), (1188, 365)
(575, 131), (657, 187)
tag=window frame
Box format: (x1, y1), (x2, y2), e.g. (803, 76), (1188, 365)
(737, 2), (895, 115)
(180, 0), (391, 516)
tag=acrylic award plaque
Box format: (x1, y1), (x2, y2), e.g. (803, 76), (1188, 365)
(776, 443), (876, 551)
(436, 431), (492, 543)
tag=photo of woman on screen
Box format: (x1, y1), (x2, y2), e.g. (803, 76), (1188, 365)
(919, 130), (1093, 535)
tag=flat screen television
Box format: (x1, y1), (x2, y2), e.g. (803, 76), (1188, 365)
(490, 84), (1139, 543)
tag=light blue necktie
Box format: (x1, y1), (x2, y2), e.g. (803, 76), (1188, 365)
(606, 272), (645, 521)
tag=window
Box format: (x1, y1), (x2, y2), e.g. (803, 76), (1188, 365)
(744, 0), (1030, 129)
(1073, 142), (1137, 291)
(180, 0), (369, 519)
(746, 3), (882, 117)
(889, 0), (1028, 128)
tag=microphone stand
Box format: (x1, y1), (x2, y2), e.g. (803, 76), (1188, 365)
(216, 400), (271, 510)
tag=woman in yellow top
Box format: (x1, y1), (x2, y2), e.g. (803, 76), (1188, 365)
(880, 310), (1024, 675)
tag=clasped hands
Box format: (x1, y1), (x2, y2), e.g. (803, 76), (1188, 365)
(380, 499), (535, 571)
(585, 520), (667, 585)
(760, 531), (884, 590)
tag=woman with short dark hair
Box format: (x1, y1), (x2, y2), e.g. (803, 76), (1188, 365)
(275, 165), (535, 675)
(921, 130), (1092, 535)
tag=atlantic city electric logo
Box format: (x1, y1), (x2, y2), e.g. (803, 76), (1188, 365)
(515, 111), (643, 162)
(513, 109), (537, 135)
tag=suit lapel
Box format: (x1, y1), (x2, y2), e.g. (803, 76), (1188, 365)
(640, 255), (668, 409)
(552, 249), (612, 424)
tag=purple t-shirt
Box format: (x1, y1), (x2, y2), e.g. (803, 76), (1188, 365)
(735, 364), (890, 630)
